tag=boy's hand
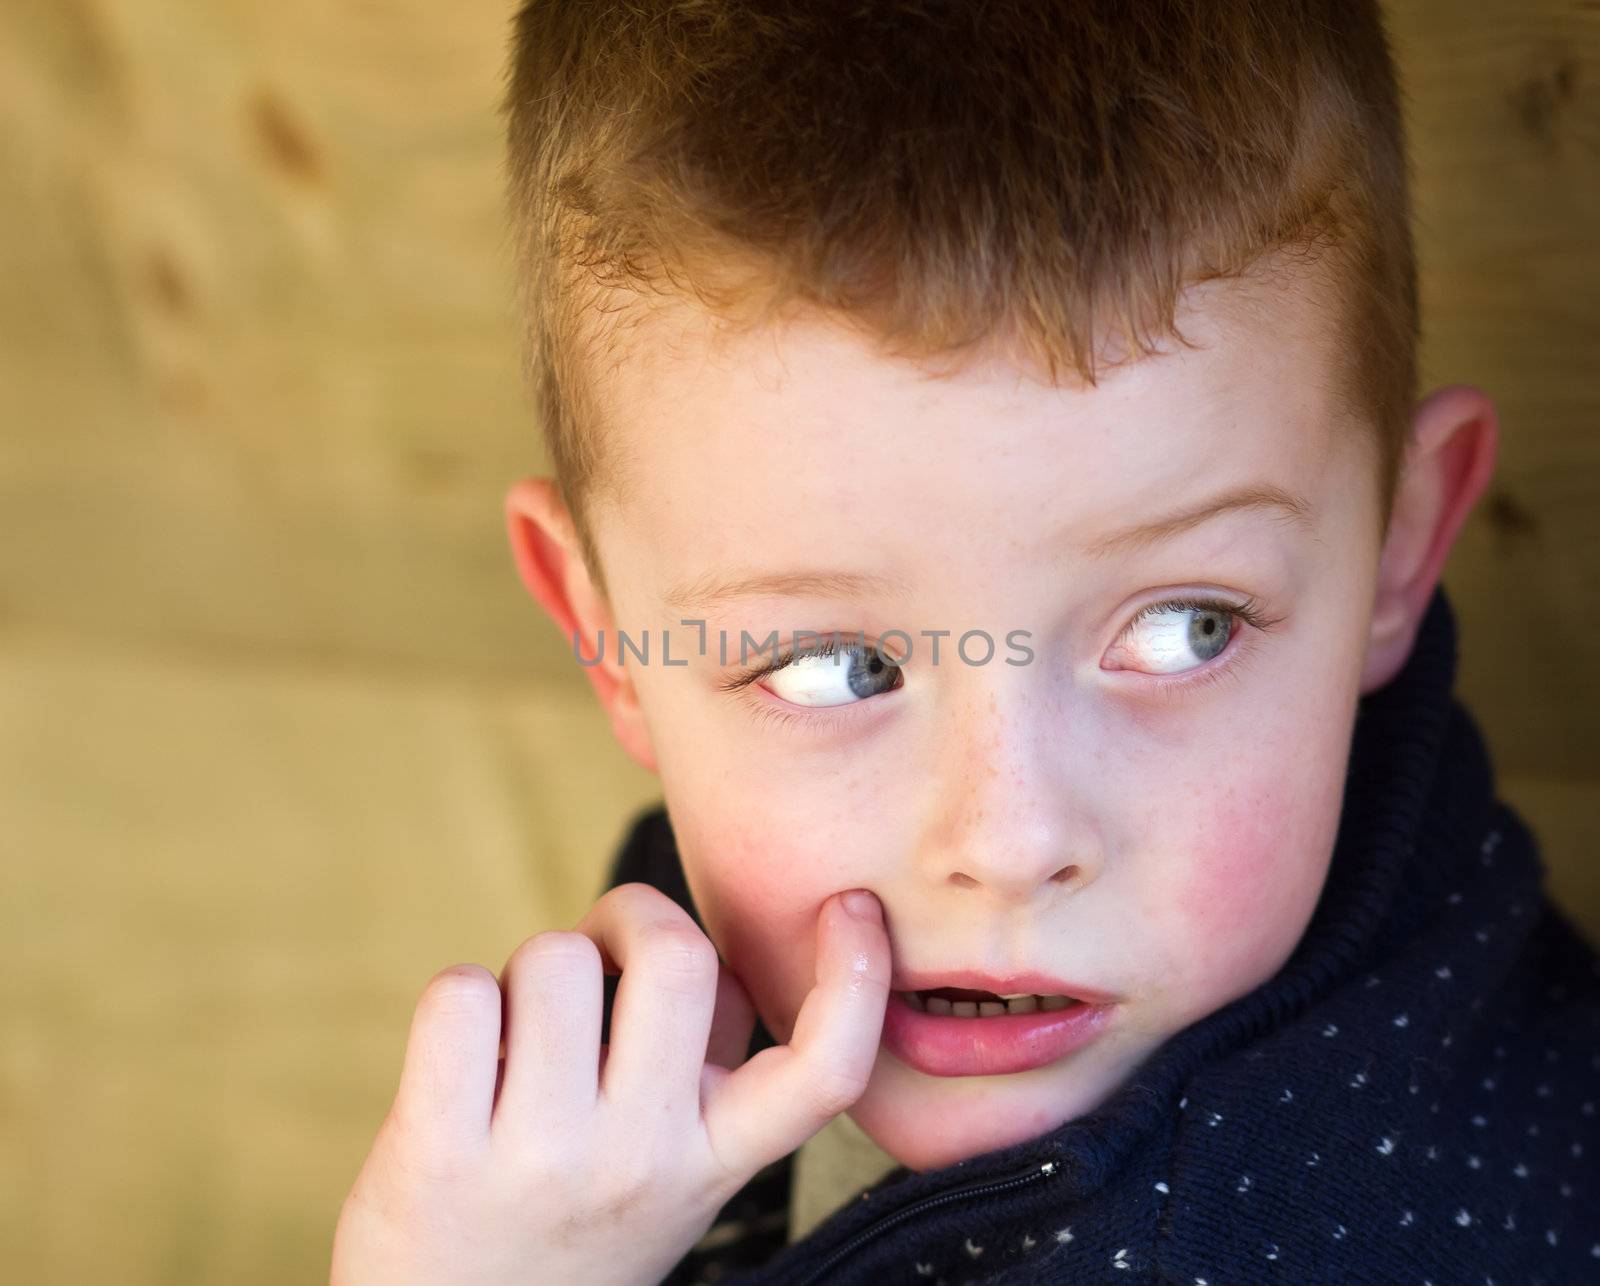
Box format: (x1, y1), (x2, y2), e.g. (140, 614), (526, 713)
(329, 883), (889, 1286)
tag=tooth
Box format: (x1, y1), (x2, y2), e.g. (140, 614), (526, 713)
(951, 1000), (979, 1017)
(1039, 994), (1073, 1011)
(1006, 995), (1039, 1014)
(978, 1001), (1006, 1017)
(903, 990), (926, 1011)
(926, 995), (953, 1015)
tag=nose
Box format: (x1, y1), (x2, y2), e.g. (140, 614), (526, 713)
(917, 674), (1101, 905)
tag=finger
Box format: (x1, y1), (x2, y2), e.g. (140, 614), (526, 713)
(573, 883), (718, 1123)
(493, 930), (604, 1134)
(705, 960), (758, 1070)
(703, 890), (889, 1178)
(392, 964), (503, 1150)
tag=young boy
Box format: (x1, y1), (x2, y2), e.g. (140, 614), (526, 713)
(331, 2), (1600, 1282)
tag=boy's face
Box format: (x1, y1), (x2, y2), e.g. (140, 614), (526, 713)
(580, 266), (1388, 1170)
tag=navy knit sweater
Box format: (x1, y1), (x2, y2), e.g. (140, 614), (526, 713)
(600, 583), (1600, 1284)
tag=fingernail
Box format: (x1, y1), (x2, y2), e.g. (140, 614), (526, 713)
(840, 889), (881, 923)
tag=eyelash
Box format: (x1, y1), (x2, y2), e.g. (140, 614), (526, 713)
(717, 594), (1286, 727)
(1122, 594), (1285, 707)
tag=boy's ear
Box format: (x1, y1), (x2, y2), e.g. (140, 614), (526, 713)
(1361, 384), (1500, 694)
(504, 477), (658, 774)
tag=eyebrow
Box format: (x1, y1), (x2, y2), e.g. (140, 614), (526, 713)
(664, 568), (911, 614)
(1077, 482), (1314, 559)
(662, 482), (1314, 612)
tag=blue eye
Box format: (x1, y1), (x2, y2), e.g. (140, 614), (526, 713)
(719, 637), (903, 708)
(1122, 600), (1232, 673)
(1104, 593), (1284, 687)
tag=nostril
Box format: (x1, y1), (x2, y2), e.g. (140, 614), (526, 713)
(1049, 865), (1079, 885)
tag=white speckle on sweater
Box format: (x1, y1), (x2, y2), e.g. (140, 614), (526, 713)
(1436, 965), (1453, 979)
(1055, 1227), (1074, 1244)
(1513, 1162), (1529, 1178)
(1400, 1209), (1415, 1227)
(1322, 1023), (1339, 1037)
(1377, 1136), (1397, 1156)
(1111, 1248), (1129, 1270)
(1394, 1012), (1410, 1028)
(964, 1237), (983, 1259)
(1455, 1208), (1473, 1227)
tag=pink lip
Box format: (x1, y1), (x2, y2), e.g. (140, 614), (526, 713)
(881, 991), (1118, 1077)
(890, 969), (1119, 1007)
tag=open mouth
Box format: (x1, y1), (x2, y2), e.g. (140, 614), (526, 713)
(898, 986), (1084, 1017)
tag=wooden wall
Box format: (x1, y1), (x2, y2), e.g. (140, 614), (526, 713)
(1, 2), (1594, 1282)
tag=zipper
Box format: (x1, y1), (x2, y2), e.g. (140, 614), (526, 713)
(791, 1158), (1061, 1286)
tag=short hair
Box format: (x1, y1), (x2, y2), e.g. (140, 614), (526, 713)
(501, 1), (1417, 602)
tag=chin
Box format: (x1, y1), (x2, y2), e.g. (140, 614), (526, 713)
(848, 1059), (1087, 1172)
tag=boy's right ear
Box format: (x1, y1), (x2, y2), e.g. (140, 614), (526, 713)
(503, 478), (658, 774)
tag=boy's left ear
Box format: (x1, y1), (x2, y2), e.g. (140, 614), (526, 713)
(1361, 383), (1500, 694)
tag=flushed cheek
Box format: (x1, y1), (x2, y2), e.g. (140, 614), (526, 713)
(683, 837), (841, 1043)
(1164, 785), (1328, 1012)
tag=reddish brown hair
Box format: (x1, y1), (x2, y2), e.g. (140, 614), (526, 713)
(501, 1), (1417, 599)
